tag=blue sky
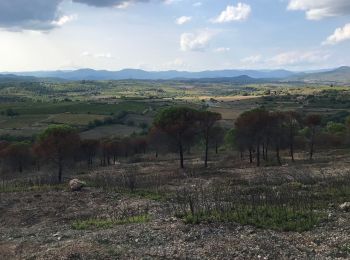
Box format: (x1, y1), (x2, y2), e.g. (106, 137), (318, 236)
(0, 0), (349, 71)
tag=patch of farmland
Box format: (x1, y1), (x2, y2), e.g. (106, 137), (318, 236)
(0, 114), (49, 129)
(44, 113), (107, 126)
(209, 107), (243, 121)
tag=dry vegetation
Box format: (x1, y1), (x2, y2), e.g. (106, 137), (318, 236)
(1, 150), (350, 259)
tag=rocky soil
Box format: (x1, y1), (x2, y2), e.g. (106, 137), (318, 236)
(0, 186), (350, 259)
(1, 153), (350, 259)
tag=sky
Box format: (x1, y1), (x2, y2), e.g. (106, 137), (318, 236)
(0, 0), (350, 72)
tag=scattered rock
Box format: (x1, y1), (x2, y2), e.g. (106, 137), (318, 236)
(339, 202), (350, 212)
(69, 179), (86, 192)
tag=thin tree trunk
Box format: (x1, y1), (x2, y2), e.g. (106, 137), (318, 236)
(249, 148), (253, 163)
(262, 143), (266, 161)
(204, 133), (209, 168)
(58, 159), (63, 183)
(290, 130), (295, 162)
(276, 145), (281, 165)
(310, 128), (315, 160)
(257, 142), (260, 167)
(179, 137), (184, 169)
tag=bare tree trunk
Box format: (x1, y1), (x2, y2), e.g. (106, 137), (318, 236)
(290, 130), (295, 162)
(58, 158), (63, 183)
(257, 142), (260, 167)
(178, 137), (184, 169)
(276, 145), (282, 165)
(309, 128), (315, 160)
(262, 143), (266, 161)
(204, 133), (209, 168)
(249, 148), (253, 163)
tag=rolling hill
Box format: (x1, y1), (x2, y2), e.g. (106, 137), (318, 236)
(289, 66), (350, 84)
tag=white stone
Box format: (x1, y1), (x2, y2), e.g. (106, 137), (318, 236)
(69, 179), (85, 191)
(339, 202), (350, 211)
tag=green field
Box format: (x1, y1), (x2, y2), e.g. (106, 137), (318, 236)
(1, 79), (350, 139)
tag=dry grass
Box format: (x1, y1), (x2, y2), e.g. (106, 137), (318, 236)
(209, 107), (243, 120)
(44, 113), (107, 126)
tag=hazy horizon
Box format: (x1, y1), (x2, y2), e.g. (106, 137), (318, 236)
(0, 66), (345, 74)
(1, 0), (350, 72)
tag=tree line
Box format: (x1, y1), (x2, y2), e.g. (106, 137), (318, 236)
(1, 106), (350, 183)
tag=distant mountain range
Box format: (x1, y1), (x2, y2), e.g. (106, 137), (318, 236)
(5, 68), (296, 81)
(0, 74), (38, 83)
(1, 66), (349, 84)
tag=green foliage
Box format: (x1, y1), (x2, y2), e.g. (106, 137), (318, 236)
(326, 121), (346, 134)
(154, 106), (199, 132)
(71, 214), (151, 230)
(183, 206), (322, 232)
(224, 128), (236, 149)
(299, 127), (311, 138)
(38, 124), (76, 141)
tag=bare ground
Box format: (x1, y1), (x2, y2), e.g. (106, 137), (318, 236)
(1, 153), (350, 259)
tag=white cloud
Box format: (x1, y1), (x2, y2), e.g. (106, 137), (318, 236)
(176, 16), (192, 25)
(180, 30), (215, 51)
(241, 55), (262, 64)
(52, 15), (77, 26)
(214, 47), (230, 53)
(212, 3), (251, 23)
(193, 2), (202, 7)
(287, 0), (350, 20)
(269, 51), (330, 66)
(323, 23), (350, 45)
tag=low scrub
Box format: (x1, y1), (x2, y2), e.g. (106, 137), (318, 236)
(172, 182), (325, 232)
(182, 206), (322, 232)
(0, 183), (65, 193)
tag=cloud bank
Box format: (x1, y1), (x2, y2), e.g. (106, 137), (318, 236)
(288, 0), (350, 20)
(0, 0), (151, 31)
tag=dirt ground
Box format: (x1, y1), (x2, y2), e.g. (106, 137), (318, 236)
(1, 153), (350, 259)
